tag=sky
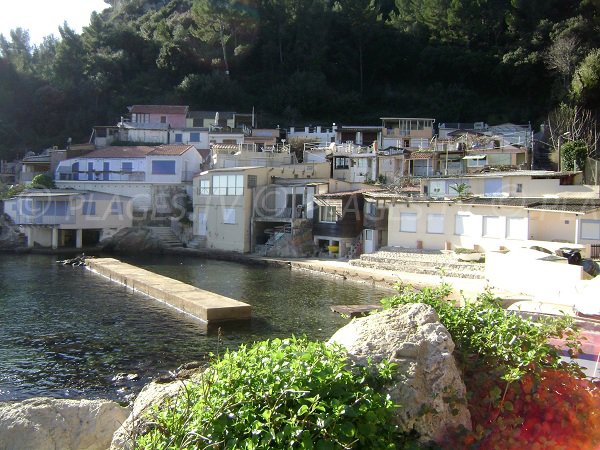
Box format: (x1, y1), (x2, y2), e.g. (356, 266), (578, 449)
(0, 0), (109, 46)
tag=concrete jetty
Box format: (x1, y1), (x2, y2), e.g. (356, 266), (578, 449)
(86, 258), (251, 323)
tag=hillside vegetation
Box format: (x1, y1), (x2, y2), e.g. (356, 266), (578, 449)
(1, 0), (600, 158)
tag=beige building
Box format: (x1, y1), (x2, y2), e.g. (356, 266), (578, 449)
(4, 190), (133, 249)
(423, 171), (594, 199)
(364, 193), (600, 257)
(192, 163), (330, 253)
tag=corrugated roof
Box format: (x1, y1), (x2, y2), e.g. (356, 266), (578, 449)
(130, 105), (189, 115)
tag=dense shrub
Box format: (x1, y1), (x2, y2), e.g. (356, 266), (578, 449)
(137, 337), (409, 449)
(381, 283), (600, 449)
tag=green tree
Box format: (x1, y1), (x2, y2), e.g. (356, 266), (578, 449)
(191, 0), (258, 76)
(30, 173), (56, 189)
(561, 139), (588, 171)
(572, 48), (600, 107)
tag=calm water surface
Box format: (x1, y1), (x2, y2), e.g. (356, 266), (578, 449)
(0, 253), (391, 402)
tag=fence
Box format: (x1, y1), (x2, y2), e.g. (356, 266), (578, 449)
(591, 244), (600, 260)
(584, 157), (600, 185)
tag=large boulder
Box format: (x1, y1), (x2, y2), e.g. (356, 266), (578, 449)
(111, 363), (204, 449)
(101, 227), (165, 254)
(0, 213), (21, 249)
(0, 397), (130, 450)
(328, 303), (471, 443)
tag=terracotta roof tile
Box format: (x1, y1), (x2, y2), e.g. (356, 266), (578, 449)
(83, 146), (155, 158)
(80, 145), (195, 158)
(409, 152), (434, 159)
(150, 145), (195, 156)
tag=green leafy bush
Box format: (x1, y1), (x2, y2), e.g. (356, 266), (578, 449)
(380, 283), (582, 382)
(138, 337), (405, 449)
(30, 173), (55, 189)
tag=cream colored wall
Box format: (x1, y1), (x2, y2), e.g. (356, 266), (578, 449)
(387, 202), (531, 251)
(528, 210), (577, 242)
(193, 167), (269, 252)
(56, 181), (154, 211)
(197, 195), (250, 252)
(69, 196), (133, 230)
(486, 250), (584, 302)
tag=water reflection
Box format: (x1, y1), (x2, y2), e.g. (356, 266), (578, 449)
(0, 254), (391, 402)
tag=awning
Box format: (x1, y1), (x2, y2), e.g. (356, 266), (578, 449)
(462, 154), (487, 160)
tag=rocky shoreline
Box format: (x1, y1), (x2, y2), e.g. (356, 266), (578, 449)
(0, 305), (470, 449)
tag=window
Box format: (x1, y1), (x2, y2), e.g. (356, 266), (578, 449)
(427, 214), (444, 234)
(111, 201), (124, 215)
(581, 220), (600, 240)
(507, 217), (527, 240)
(160, 116), (167, 124)
(151, 160), (176, 175)
(483, 216), (504, 238)
(516, 183), (523, 193)
(455, 214), (467, 236)
(87, 162), (94, 181)
(335, 157), (350, 169)
(199, 179), (210, 195)
(467, 156), (487, 168)
(400, 212), (417, 233)
(365, 202), (377, 216)
(320, 206), (338, 223)
(175, 133), (183, 143)
(484, 178), (502, 197)
(212, 175), (243, 196)
(190, 132), (200, 142)
(82, 201), (96, 215)
(121, 162), (132, 173)
(223, 208), (236, 224)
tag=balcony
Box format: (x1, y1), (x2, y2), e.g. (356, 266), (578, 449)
(12, 212), (76, 226)
(57, 168), (146, 182)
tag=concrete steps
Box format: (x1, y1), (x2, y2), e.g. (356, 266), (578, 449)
(350, 248), (485, 279)
(147, 227), (183, 248)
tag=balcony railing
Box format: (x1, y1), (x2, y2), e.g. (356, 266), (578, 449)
(57, 170), (146, 182)
(12, 213), (76, 225)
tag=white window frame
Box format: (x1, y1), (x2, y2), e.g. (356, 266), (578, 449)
(506, 217), (528, 240)
(455, 213), (468, 236)
(212, 175), (243, 196)
(319, 205), (337, 223)
(223, 208), (236, 224)
(483, 216), (504, 238)
(400, 212), (417, 233)
(427, 214), (445, 234)
(199, 179), (210, 195)
(580, 220), (600, 240)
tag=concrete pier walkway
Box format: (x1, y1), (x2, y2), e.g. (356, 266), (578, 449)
(86, 258), (251, 323)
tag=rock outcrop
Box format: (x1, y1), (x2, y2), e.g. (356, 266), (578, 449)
(101, 227), (166, 254)
(110, 362), (205, 449)
(0, 397), (130, 450)
(0, 214), (22, 249)
(328, 303), (471, 443)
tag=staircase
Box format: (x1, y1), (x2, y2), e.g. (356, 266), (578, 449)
(350, 247), (485, 279)
(533, 145), (556, 171)
(147, 227), (183, 248)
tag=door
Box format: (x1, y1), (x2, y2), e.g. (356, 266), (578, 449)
(363, 229), (377, 254)
(197, 212), (207, 236)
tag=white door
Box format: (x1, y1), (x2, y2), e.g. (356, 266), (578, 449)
(363, 229), (376, 253)
(197, 212), (207, 236)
